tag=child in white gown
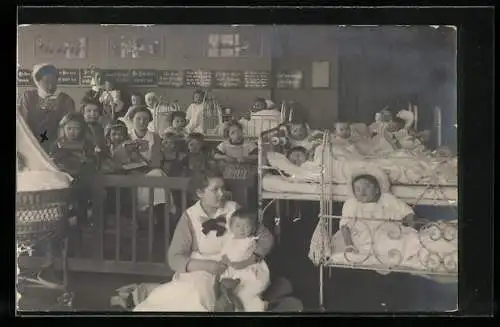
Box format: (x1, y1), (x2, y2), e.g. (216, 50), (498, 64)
(190, 208), (270, 311)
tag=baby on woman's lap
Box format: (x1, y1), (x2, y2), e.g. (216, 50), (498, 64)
(191, 208), (270, 311)
(133, 171), (273, 312)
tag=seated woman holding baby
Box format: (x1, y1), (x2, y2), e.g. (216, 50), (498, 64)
(133, 170), (274, 312)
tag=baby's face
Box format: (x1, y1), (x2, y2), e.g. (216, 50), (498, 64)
(133, 112), (150, 131)
(193, 92), (203, 104)
(386, 121), (402, 133)
(109, 130), (125, 145)
(252, 100), (266, 111)
(289, 124), (307, 140)
(228, 126), (243, 143)
(83, 104), (101, 123)
(230, 217), (254, 239)
(335, 124), (351, 139)
(163, 138), (177, 152)
(288, 150), (307, 166)
(353, 178), (379, 203)
(64, 121), (82, 141)
(188, 139), (202, 153)
(145, 96), (157, 108)
(172, 116), (186, 129)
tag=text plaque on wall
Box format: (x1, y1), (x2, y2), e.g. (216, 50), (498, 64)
(275, 70), (304, 89)
(57, 68), (80, 85)
(243, 70), (270, 89)
(130, 69), (157, 85)
(17, 69), (33, 86)
(101, 69), (132, 85)
(80, 68), (94, 86)
(213, 71), (243, 89)
(157, 70), (184, 88)
(184, 70), (213, 88)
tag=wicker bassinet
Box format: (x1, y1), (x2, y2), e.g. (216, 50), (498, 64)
(16, 188), (70, 247)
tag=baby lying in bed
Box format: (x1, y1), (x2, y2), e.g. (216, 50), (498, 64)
(331, 169), (457, 272)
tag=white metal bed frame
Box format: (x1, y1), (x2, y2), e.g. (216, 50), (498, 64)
(314, 131), (457, 310)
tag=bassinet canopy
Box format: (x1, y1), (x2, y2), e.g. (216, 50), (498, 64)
(16, 108), (72, 191)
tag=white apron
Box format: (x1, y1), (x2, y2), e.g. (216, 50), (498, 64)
(133, 202), (236, 312)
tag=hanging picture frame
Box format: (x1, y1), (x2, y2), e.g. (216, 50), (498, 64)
(34, 35), (88, 59)
(312, 61), (330, 88)
(108, 34), (163, 59)
(205, 27), (262, 58)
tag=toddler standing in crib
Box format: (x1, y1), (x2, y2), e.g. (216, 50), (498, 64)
(214, 120), (258, 164)
(190, 208), (270, 311)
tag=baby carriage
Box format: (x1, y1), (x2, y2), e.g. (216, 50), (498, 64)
(16, 109), (74, 310)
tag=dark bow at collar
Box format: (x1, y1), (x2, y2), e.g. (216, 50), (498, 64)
(201, 216), (227, 237)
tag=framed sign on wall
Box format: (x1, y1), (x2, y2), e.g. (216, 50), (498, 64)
(34, 36), (87, 59)
(276, 70), (304, 89)
(17, 68), (33, 86)
(206, 29), (262, 58)
(312, 61), (330, 88)
(108, 35), (162, 59)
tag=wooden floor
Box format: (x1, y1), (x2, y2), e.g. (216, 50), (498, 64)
(17, 203), (458, 313)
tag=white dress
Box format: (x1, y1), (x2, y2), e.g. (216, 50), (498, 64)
(338, 193), (420, 268)
(133, 201), (238, 312)
(192, 232), (270, 311)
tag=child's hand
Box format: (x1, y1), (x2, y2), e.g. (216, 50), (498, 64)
(202, 260), (228, 275)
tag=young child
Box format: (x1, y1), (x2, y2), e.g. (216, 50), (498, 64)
(163, 111), (188, 139)
(49, 112), (97, 177)
(333, 122), (351, 141)
(128, 105), (163, 171)
(144, 92), (171, 133)
(180, 133), (211, 176)
(330, 122), (363, 158)
(105, 120), (129, 156)
(185, 89), (206, 133)
(369, 109), (393, 137)
(286, 146), (309, 167)
(286, 120), (323, 154)
(49, 112), (98, 249)
(133, 171), (274, 312)
(99, 79), (126, 123)
(214, 120), (258, 164)
(207, 208), (270, 312)
(251, 98), (268, 114)
(81, 99), (107, 159)
(131, 92), (144, 106)
(161, 132), (186, 177)
(330, 169), (456, 275)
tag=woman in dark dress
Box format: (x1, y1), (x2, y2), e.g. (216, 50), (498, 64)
(17, 63), (76, 153)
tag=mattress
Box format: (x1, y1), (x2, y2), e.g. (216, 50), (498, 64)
(261, 174), (458, 205)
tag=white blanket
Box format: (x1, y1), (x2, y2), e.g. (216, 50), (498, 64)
(266, 146), (457, 186)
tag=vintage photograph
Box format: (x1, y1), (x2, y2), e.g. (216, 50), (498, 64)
(16, 24), (458, 313)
